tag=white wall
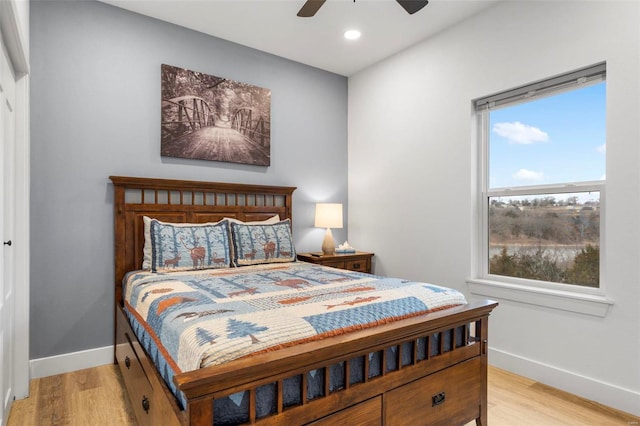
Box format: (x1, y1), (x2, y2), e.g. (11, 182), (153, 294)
(348, 0), (639, 416)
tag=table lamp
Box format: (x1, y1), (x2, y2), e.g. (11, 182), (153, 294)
(314, 203), (343, 255)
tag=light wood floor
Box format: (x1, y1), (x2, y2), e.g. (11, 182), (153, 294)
(7, 364), (639, 425)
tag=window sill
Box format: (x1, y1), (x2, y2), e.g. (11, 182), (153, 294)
(467, 278), (614, 317)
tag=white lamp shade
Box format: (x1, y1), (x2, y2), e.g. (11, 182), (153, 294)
(314, 203), (343, 229)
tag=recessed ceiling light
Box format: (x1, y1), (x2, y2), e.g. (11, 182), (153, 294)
(344, 30), (361, 40)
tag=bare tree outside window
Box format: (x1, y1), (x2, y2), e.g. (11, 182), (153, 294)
(488, 193), (600, 287)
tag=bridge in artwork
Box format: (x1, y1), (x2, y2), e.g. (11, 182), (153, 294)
(161, 95), (271, 166)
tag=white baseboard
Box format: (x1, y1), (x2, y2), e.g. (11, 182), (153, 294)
(27, 345), (640, 417)
(30, 346), (114, 379)
(489, 347), (640, 417)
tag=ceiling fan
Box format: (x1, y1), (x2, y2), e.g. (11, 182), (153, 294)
(297, 0), (429, 17)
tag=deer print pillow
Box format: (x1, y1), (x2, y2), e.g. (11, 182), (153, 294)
(230, 219), (296, 266)
(143, 217), (232, 272)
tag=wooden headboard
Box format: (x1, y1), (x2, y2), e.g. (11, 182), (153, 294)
(110, 176), (296, 303)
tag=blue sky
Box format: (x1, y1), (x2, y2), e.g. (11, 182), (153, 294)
(489, 81), (606, 189)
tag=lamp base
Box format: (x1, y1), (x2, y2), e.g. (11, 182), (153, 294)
(321, 228), (335, 255)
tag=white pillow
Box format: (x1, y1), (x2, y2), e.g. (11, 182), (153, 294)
(224, 214), (280, 225)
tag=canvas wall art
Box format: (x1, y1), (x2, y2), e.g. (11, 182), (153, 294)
(161, 64), (271, 166)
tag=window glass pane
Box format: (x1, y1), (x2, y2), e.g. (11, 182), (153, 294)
(489, 82), (606, 189)
(488, 192), (599, 287)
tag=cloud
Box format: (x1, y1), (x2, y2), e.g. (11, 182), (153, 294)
(493, 121), (549, 145)
(596, 144), (606, 154)
(513, 169), (544, 182)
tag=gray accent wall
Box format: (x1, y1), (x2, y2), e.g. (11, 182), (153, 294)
(30, 1), (347, 359)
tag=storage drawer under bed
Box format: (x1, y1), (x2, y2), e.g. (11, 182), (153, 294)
(115, 305), (181, 426)
(385, 356), (482, 425)
(116, 305), (155, 425)
(309, 396), (382, 425)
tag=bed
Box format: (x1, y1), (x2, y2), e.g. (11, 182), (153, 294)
(110, 176), (498, 426)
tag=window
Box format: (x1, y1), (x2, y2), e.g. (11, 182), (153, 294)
(476, 64), (606, 289)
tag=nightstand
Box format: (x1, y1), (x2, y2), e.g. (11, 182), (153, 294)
(297, 251), (374, 274)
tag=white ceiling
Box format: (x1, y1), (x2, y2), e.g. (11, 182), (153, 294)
(100, 0), (500, 76)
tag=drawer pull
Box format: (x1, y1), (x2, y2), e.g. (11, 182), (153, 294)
(432, 391), (446, 407)
(353, 263), (361, 269)
(142, 395), (150, 413)
(125, 356), (131, 369)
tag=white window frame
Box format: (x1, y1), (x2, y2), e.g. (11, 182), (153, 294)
(468, 64), (614, 317)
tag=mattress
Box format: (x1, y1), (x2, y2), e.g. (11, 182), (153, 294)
(122, 261), (467, 421)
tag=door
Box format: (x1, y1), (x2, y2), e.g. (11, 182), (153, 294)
(0, 36), (16, 425)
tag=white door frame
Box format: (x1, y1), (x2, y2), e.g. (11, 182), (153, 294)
(0, 0), (30, 402)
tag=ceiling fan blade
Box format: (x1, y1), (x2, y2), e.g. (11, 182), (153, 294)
(297, 0), (327, 17)
(396, 0), (429, 15)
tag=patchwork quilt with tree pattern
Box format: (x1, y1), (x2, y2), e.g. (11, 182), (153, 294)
(123, 261), (467, 403)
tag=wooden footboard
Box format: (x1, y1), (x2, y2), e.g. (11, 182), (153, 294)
(116, 299), (497, 425)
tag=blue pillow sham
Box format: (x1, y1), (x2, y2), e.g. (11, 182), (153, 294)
(230, 219), (296, 266)
(144, 217), (232, 272)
